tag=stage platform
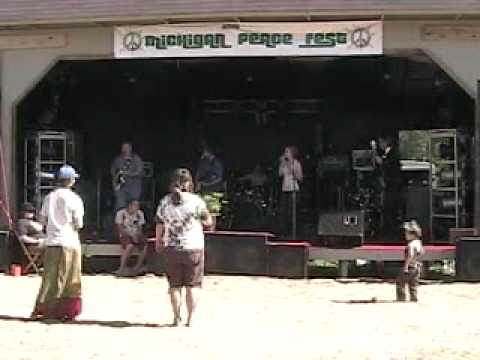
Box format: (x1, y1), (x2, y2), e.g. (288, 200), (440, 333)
(309, 244), (456, 277)
(308, 244), (455, 262)
(81, 232), (456, 278)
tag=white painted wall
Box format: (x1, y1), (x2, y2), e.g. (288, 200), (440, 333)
(1, 20), (479, 212)
(0, 28), (112, 214)
(384, 21), (480, 98)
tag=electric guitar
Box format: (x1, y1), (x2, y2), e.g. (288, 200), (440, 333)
(112, 158), (132, 191)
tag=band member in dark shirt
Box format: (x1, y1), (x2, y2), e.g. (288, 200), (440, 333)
(195, 146), (224, 193)
(375, 136), (402, 236)
(111, 142), (143, 211)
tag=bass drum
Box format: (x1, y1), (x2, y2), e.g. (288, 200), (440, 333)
(230, 200), (265, 232)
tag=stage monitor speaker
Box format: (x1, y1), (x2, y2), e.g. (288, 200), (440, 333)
(456, 237), (480, 281)
(266, 242), (309, 279)
(205, 232), (270, 275)
(318, 211), (365, 238)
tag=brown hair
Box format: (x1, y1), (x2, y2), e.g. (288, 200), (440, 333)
(286, 145), (299, 160)
(170, 168), (194, 205)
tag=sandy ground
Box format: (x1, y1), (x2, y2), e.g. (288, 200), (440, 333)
(1, 274), (480, 360)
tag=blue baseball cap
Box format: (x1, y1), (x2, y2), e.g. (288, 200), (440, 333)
(57, 165), (79, 180)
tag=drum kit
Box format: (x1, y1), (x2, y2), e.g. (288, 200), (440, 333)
(346, 185), (383, 240)
(221, 168), (277, 231)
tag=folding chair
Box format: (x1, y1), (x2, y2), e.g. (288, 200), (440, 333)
(14, 228), (42, 275)
(0, 199), (42, 274)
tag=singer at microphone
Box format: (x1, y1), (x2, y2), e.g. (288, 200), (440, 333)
(278, 145), (303, 237)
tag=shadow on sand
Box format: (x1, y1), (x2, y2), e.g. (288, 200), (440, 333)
(332, 299), (399, 304)
(0, 314), (173, 328)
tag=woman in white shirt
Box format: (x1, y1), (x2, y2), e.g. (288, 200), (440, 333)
(278, 146), (303, 237)
(155, 168), (212, 327)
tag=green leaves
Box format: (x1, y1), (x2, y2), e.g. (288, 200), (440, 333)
(199, 192), (226, 217)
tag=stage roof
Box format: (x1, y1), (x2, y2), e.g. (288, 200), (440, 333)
(1, 0), (480, 28)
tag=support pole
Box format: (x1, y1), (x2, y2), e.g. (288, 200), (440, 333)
(292, 190), (297, 240)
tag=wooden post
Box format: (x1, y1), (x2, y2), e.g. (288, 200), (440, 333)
(475, 81), (480, 231)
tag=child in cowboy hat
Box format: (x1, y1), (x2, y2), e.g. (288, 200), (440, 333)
(396, 220), (424, 302)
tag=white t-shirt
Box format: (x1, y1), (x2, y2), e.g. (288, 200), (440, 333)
(279, 159), (303, 192)
(405, 239), (424, 269)
(156, 192), (207, 250)
(115, 208), (145, 237)
(40, 188), (85, 249)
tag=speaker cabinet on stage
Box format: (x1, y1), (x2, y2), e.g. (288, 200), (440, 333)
(456, 237), (480, 281)
(205, 231), (273, 275)
(266, 242), (309, 279)
(317, 211), (365, 248)
(449, 228), (478, 244)
(405, 184), (431, 241)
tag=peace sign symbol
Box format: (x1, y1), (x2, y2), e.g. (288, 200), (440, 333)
(351, 27), (372, 48)
(123, 32), (142, 51)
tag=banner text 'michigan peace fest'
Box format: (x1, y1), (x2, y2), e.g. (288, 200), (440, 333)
(142, 32), (350, 50)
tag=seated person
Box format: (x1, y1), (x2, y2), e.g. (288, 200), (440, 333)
(114, 199), (147, 276)
(196, 145), (224, 193)
(238, 163), (267, 188)
(17, 202), (45, 247)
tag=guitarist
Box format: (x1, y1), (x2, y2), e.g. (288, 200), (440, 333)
(110, 142), (144, 211)
(373, 136), (402, 237)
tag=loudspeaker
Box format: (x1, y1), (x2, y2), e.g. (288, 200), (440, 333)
(449, 228), (477, 244)
(404, 185), (430, 240)
(318, 211), (365, 238)
(456, 237), (480, 281)
(266, 242), (309, 279)
(0, 231), (11, 273)
(205, 232), (270, 275)
(82, 256), (119, 274)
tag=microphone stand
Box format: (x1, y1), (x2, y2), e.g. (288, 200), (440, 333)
(290, 160), (297, 240)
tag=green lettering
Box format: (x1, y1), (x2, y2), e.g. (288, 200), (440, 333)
(305, 33), (314, 45)
(337, 32), (347, 44)
(193, 34), (203, 48)
(216, 34), (231, 48)
(284, 34), (293, 45)
(272, 34), (282, 47)
(238, 33), (249, 45)
(166, 35), (176, 46)
(204, 34), (215, 48)
(145, 35), (155, 47)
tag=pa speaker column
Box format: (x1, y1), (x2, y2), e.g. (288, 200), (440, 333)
(456, 237), (480, 281)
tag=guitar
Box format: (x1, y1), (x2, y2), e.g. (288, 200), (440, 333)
(370, 140), (386, 189)
(112, 157), (132, 191)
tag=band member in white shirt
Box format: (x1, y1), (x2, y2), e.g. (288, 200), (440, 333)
(278, 146), (303, 237)
(110, 142), (143, 211)
(114, 199), (147, 277)
(31, 165), (85, 321)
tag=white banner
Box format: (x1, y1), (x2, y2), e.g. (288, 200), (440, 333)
(114, 21), (383, 58)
